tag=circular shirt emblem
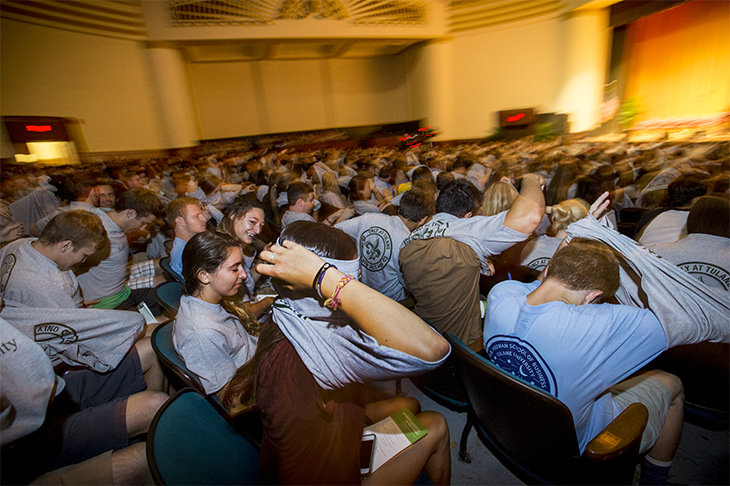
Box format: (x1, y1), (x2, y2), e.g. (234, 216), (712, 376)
(527, 257), (551, 271)
(0, 253), (17, 294)
(34, 323), (79, 345)
(486, 335), (557, 395)
(679, 262), (730, 291)
(359, 227), (392, 272)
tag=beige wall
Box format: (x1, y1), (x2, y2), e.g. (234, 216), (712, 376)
(2, 10), (598, 152)
(188, 56), (411, 140)
(1, 18), (167, 153)
(450, 16), (564, 139)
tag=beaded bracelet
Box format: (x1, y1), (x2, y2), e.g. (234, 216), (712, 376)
(324, 275), (355, 310)
(312, 262), (335, 299)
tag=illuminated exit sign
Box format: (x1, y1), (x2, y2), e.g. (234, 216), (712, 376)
(26, 125), (53, 132)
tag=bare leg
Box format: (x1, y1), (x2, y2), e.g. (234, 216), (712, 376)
(365, 396), (421, 423)
(647, 371), (684, 462)
(111, 442), (154, 485)
(125, 391), (169, 438)
(135, 338), (165, 392)
(363, 411), (451, 486)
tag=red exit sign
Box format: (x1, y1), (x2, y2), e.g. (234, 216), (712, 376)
(26, 125), (52, 132)
(499, 108), (535, 126)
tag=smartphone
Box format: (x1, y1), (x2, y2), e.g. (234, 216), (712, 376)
(137, 302), (158, 325)
(360, 433), (376, 476)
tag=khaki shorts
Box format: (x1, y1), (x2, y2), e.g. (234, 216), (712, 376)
(611, 370), (673, 454)
(30, 450), (113, 485)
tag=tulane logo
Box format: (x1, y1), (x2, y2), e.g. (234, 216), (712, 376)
(34, 323), (79, 344)
(527, 257), (551, 271)
(360, 227), (392, 272)
(486, 335), (557, 395)
(678, 262), (730, 291)
(0, 253), (17, 294)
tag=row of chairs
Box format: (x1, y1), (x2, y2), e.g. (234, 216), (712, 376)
(443, 335), (648, 485)
(148, 279), (264, 485)
(149, 279), (647, 485)
(147, 388), (260, 485)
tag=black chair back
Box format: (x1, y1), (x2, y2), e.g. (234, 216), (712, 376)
(155, 281), (183, 317)
(159, 256), (184, 284)
(151, 321), (205, 395)
(446, 333), (581, 483)
(147, 388), (260, 485)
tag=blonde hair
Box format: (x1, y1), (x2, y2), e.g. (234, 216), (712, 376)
(481, 182), (518, 216)
(551, 198), (589, 231)
(321, 171), (341, 195)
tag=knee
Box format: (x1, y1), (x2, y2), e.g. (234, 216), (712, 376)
(652, 370), (684, 403)
(148, 391), (170, 412)
(393, 396), (421, 415)
(416, 411), (450, 444)
(134, 390), (169, 417)
(134, 338), (157, 370)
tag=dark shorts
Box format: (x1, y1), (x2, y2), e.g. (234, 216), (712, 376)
(1, 347), (147, 484)
(116, 287), (163, 316)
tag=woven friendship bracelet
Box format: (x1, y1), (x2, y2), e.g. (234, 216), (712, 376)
(324, 275), (355, 310)
(312, 262), (335, 299)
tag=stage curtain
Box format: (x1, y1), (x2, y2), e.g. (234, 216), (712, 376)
(623, 0), (729, 119)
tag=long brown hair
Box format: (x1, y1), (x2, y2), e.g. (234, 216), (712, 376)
(182, 231), (260, 335)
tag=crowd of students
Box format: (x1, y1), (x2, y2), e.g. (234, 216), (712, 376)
(0, 135), (728, 485)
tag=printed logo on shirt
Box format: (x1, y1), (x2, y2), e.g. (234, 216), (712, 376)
(0, 253), (17, 295)
(360, 226), (392, 272)
(677, 261), (730, 291)
(403, 220), (449, 246)
(34, 323), (79, 344)
(527, 257), (550, 271)
(486, 335), (557, 395)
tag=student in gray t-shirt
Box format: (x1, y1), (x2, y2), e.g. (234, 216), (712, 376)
(400, 176), (545, 349)
(174, 231), (259, 399)
(0, 210), (107, 309)
(75, 188), (165, 314)
(649, 195), (730, 291)
(336, 189), (434, 301)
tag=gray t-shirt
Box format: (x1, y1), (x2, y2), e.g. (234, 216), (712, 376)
(0, 305), (144, 372)
(520, 235), (562, 271)
(33, 201), (96, 234)
(336, 214), (410, 301)
(0, 238), (82, 308)
(76, 209), (129, 300)
(352, 200), (380, 215)
(320, 191), (345, 209)
(402, 211), (529, 275)
(281, 210), (315, 228)
(649, 234), (730, 291)
(638, 210), (689, 245)
(0, 317), (63, 446)
(173, 295), (258, 395)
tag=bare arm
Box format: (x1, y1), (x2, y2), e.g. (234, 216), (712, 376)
(256, 242), (449, 362)
(504, 173), (545, 235)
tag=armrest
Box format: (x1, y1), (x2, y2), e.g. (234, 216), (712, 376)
(583, 402), (648, 462)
